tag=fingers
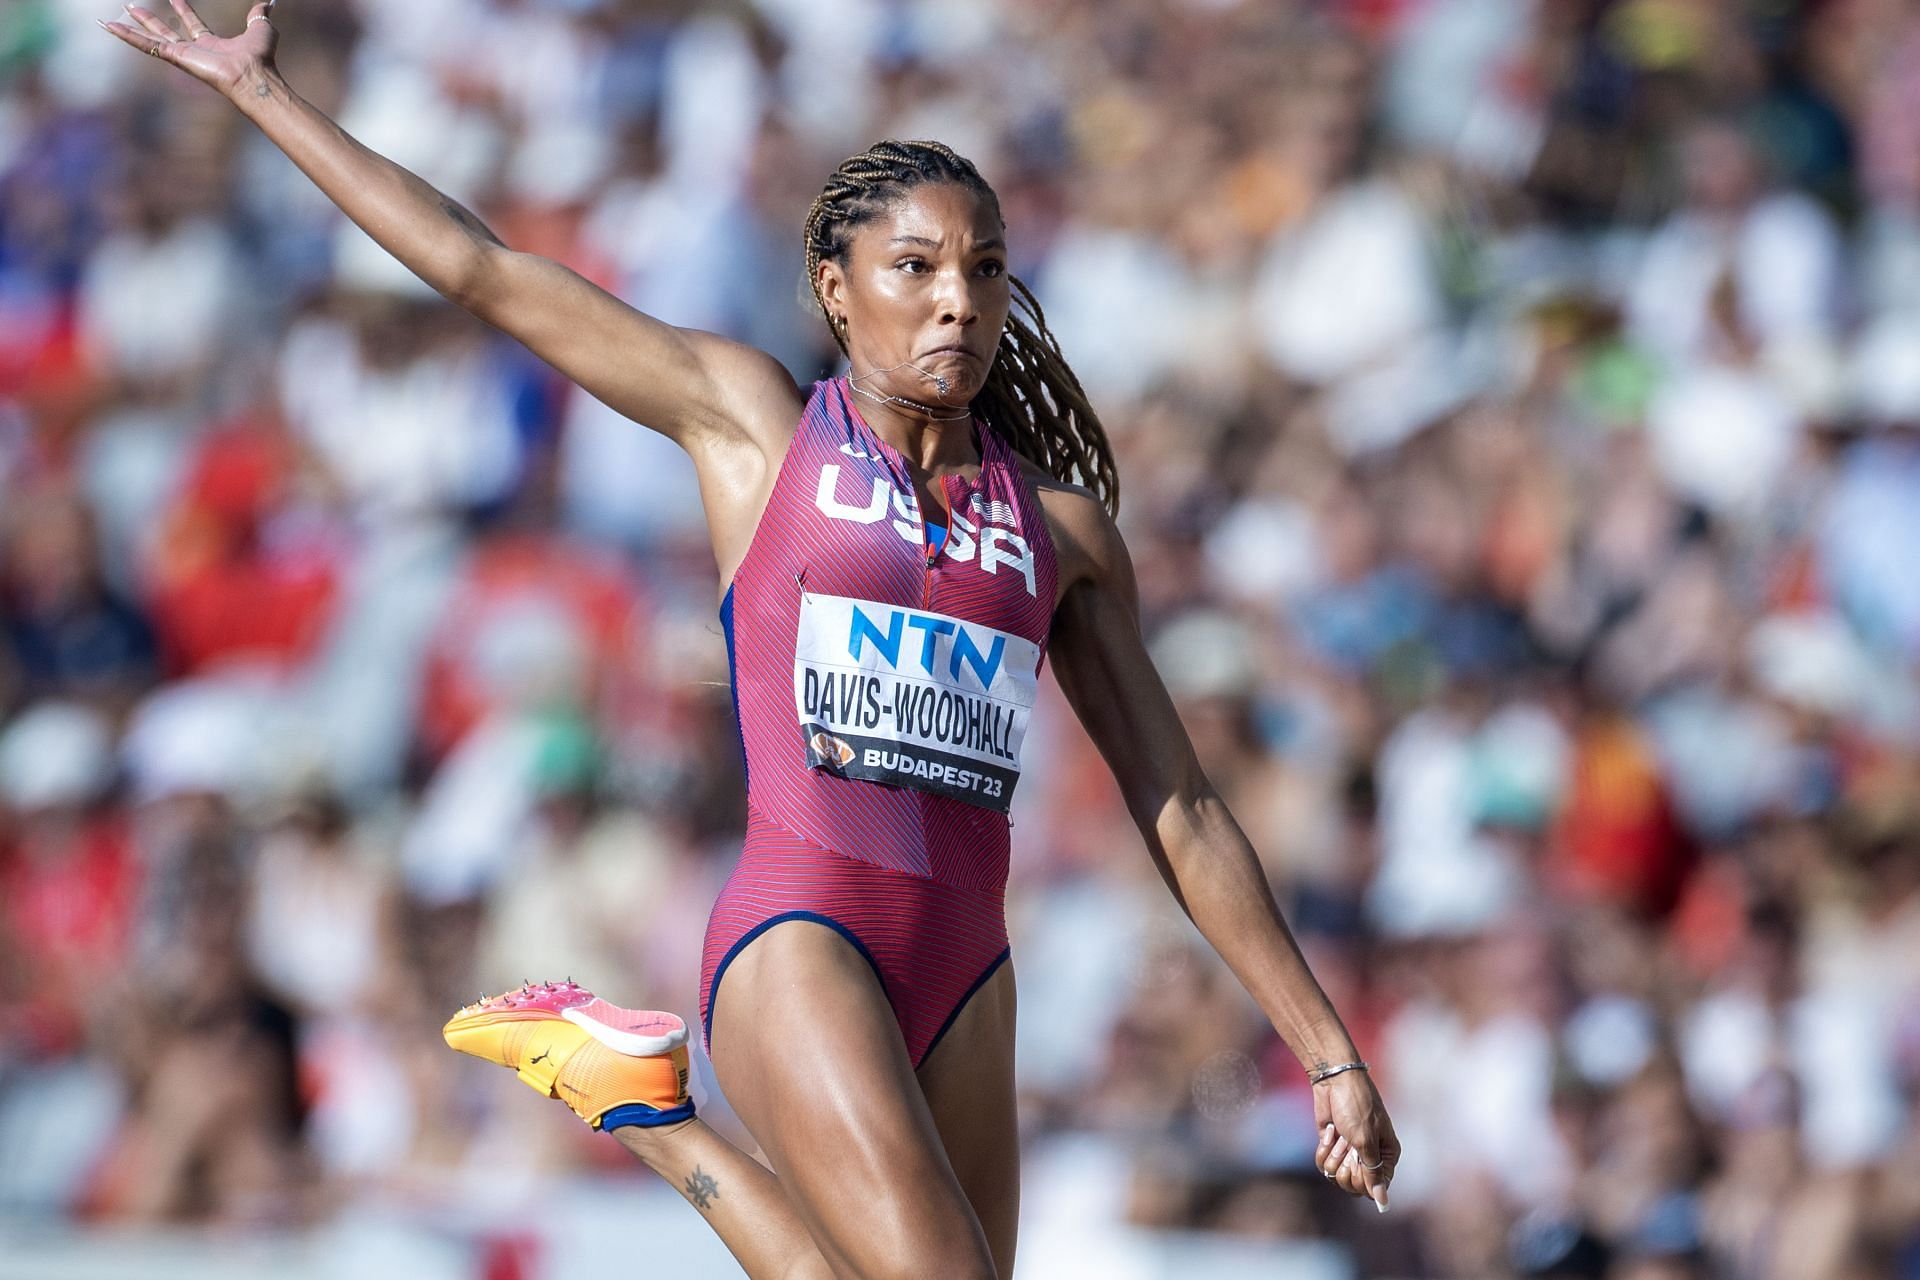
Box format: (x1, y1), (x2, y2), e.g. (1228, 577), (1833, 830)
(1317, 1121), (1365, 1193)
(1317, 1121), (1395, 1212)
(246, 1), (274, 26)
(1315, 1123), (1346, 1177)
(1314, 1121), (1336, 1170)
(1352, 1130), (1384, 1174)
(1356, 1124), (1397, 1213)
(1334, 1148), (1369, 1197)
(1359, 1151), (1392, 1213)
(167, 0), (213, 38)
(95, 17), (175, 60)
(121, 4), (178, 40)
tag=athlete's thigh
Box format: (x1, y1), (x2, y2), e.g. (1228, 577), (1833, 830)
(708, 919), (996, 1280)
(915, 961), (1019, 1277)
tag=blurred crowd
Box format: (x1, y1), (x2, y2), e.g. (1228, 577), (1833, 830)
(4, 0), (1920, 1276)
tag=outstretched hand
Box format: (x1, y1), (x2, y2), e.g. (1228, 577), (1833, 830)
(1313, 1068), (1400, 1212)
(98, 0), (278, 99)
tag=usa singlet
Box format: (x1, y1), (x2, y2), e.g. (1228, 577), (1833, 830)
(700, 377), (1059, 1066)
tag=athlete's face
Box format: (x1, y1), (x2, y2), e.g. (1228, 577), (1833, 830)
(819, 182), (1011, 409)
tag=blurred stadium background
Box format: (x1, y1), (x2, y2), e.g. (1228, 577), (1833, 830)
(4, 0), (1920, 1276)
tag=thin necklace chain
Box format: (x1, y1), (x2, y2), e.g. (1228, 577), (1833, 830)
(844, 374), (971, 421)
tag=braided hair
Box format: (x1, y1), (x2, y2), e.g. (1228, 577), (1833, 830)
(803, 140), (1119, 515)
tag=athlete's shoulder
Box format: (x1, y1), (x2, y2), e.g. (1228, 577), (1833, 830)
(1007, 452), (1087, 499)
(1010, 455), (1124, 594)
(796, 374), (839, 407)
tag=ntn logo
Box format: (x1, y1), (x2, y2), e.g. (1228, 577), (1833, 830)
(848, 604), (1008, 689)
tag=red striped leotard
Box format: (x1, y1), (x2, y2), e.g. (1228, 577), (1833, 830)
(700, 377), (1059, 1067)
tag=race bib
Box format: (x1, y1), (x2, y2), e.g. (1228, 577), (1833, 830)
(792, 593), (1040, 812)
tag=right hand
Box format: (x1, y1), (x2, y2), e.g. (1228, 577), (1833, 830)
(99, 0), (278, 100)
(1313, 1068), (1401, 1212)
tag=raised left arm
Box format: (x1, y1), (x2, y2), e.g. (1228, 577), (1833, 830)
(1044, 491), (1397, 1207)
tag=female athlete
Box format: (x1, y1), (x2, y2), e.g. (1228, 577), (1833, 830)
(103, 4), (1401, 1276)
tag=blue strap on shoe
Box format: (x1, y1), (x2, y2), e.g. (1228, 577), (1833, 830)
(600, 1099), (697, 1131)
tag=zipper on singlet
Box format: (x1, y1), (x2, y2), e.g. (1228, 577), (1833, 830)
(922, 475), (956, 610)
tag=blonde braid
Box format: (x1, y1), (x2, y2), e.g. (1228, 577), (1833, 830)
(804, 141), (1119, 515)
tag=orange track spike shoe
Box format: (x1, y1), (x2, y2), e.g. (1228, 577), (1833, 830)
(442, 981), (695, 1131)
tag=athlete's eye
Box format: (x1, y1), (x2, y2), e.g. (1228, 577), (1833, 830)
(897, 257), (930, 273)
(978, 259), (1006, 278)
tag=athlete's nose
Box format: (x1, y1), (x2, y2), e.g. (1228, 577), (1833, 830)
(934, 266), (980, 328)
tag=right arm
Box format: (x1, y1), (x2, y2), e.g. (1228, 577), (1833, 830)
(103, 1), (798, 452)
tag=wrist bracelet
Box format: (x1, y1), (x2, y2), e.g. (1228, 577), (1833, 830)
(1307, 1060), (1368, 1085)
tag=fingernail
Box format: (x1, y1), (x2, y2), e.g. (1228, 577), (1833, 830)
(1372, 1186), (1390, 1213)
